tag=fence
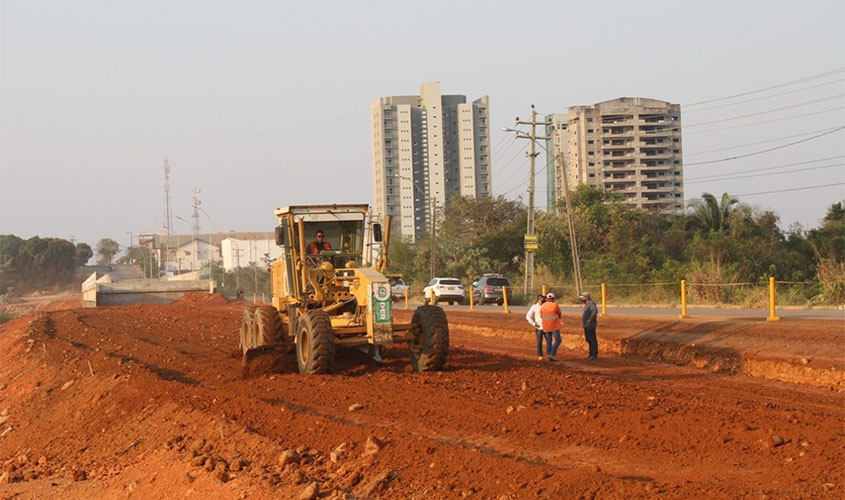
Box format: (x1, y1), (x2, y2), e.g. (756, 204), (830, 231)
(396, 277), (842, 318)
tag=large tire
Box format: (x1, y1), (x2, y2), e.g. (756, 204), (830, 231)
(254, 306), (282, 346)
(296, 310), (335, 374)
(409, 305), (449, 372)
(239, 307), (256, 355)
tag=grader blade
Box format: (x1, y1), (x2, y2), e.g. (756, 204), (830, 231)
(241, 344), (294, 378)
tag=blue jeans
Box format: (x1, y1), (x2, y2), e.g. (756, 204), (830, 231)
(535, 329), (551, 356)
(549, 330), (562, 356)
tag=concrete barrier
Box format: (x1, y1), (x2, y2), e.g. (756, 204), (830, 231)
(82, 272), (212, 307)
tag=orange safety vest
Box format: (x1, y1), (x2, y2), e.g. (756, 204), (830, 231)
(540, 302), (562, 333)
(308, 241), (331, 254)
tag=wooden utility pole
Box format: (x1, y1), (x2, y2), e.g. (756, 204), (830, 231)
(511, 106), (551, 297)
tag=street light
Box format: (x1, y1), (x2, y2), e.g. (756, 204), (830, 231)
(193, 205), (214, 283)
(394, 174), (437, 279)
(175, 216), (196, 272)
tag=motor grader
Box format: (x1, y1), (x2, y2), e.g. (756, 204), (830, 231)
(238, 204), (449, 374)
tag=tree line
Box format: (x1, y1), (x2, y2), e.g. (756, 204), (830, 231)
(0, 235), (133, 291)
(387, 187), (845, 305)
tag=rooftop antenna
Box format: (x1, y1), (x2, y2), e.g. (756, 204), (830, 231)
(162, 160), (173, 235)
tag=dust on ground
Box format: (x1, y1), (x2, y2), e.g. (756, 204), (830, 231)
(0, 295), (842, 499)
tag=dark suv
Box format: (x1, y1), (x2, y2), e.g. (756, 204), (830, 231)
(472, 274), (512, 305)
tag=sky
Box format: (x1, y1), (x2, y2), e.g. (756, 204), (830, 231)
(1, 0), (843, 254)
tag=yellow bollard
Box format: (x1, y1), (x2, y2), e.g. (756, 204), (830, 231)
(404, 289), (409, 310)
(678, 279), (690, 319)
(600, 283), (607, 317)
(253, 293), (257, 304)
(429, 292), (436, 306)
(541, 284), (547, 296)
(469, 287), (474, 311)
(766, 276), (780, 322)
(262, 292), (266, 304)
(502, 287), (510, 314)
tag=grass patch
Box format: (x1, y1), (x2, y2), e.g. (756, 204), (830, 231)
(0, 311), (16, 324)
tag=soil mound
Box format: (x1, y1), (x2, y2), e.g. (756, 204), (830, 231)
(174, 292), (229, 307)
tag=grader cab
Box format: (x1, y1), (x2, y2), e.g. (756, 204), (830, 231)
(238, 204), (449, 374)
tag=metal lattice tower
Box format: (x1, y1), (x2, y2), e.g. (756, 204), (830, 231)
(162, 160), (174, 235)
(191, 188), (202, 235)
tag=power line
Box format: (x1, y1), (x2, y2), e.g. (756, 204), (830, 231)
(684, 127), (845, 166)
(734, 182), (845, 197)
(685, 163), (844, 184)
(643, 107), (845, 136)
(685, 155), (845, 177)
(685, 94), (845, 128)
(685, 127), (844, 156)
(684, 79), (845, 113)
(495, 158), (530, 190)
(490, 137), (522, 171)
(492, 142), (529, 178)
(684, 67), (845, 107)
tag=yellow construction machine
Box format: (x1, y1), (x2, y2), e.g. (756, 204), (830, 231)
(239, 204), (449, 374)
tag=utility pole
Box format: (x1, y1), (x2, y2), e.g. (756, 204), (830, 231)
(556, 152), (583, 295)
(507, 106), (551, 297)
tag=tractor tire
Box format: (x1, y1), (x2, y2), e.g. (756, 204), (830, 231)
(254, 306), (282, 346)
(296, 310), (336, 374)
(239, 307), (257, 355)
(409, 305), (449, 372)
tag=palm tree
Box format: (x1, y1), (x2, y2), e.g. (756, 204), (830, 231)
(689, 192), (739, 233)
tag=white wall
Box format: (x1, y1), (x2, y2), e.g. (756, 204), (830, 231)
(221, 238), (281, 271)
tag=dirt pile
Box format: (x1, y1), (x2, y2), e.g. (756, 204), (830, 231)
(0, 300), (842, 499)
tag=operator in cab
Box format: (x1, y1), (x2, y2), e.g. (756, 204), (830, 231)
(308, 230), (332, 254)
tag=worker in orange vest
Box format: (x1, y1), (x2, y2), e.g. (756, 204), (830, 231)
(308, 230), (332, 254)
(540, 292), (563, 361)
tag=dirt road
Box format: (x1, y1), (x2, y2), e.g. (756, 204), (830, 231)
(0, 295), (842, 499)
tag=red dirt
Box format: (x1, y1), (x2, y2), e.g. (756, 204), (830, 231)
(0, 297), (842, 499)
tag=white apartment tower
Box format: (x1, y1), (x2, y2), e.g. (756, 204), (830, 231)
(371, 82), (491, 241)
(549, 97), (684, 214)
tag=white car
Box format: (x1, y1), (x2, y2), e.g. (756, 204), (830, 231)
(387, 276), (410, 301)
(423, 277), (465, 305)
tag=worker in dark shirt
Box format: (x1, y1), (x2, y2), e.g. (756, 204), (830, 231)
(580, 291), (599, 360)
(308, 230), (332, 254)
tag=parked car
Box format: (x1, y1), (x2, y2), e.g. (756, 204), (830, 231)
(471, 274), (512, 305)
(423, 277), (465, 305)
(387, 275), (409, 301)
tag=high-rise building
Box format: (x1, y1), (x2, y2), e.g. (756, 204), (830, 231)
(371, 82), (491, 241)
(547, 97), (684, 214)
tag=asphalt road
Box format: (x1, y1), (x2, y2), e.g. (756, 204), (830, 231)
(398, 301), (845, 320)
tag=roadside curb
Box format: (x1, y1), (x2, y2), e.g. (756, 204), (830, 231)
(449, 323), (844, 390)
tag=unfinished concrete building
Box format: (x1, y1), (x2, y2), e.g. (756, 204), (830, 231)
(547, 97), (684, 214)
(371, 82), (491, 241)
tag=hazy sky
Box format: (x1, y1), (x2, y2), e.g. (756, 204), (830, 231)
(2, 0), (843, 253)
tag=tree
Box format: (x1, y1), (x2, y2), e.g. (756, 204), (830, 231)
(96, 238), (120, 265)
(688, 192), (739, 234)
(75, 242), (93, 266)
(117, 245), (158, 277)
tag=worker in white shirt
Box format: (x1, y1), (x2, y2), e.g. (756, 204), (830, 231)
(525, 294), (549, 361)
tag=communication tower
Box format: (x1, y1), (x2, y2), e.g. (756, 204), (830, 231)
(162, 160), (174, 235)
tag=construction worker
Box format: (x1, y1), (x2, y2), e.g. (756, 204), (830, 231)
(526, 294), (548, 361)
(580, 292), (599, 360)
(308, 230), (332, 254)
(540, 292), (563, 361)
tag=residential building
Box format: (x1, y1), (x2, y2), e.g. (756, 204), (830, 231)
(547, 97), (684, 214)
(220, 237), (282, 272)
(371, 82), (491, 241)
(138, 231), (275, 274)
